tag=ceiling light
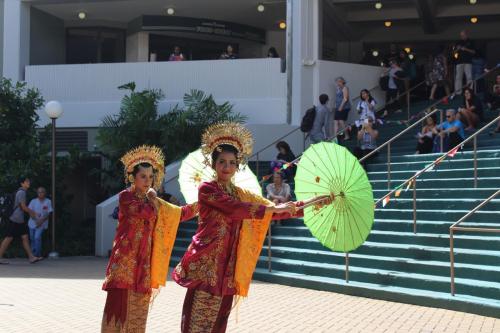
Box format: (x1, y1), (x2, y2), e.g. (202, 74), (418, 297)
(408, 54), (415, 60)
(257, 3), (265, 12)
(372, 50), (379, 57)
(375, 2), (383, 10)
(404, 47), (411, 53)
(279, 21), (287, 30)
(384, 21), (392, 27)
(166, 7), (175, 15)
(469, 0), (477, 4)
(78, 11), (86, 20)
(470, 17), (478, 23)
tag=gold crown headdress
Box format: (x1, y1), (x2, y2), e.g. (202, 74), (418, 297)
(201, 122), (254, 166)
(120, 145), (165, 190)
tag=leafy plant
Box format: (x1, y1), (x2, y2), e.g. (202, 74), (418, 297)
(96, 83), (247, 195)
(0, 78), (94, 257)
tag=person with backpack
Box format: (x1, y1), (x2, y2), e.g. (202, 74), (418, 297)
(0, 176), (43, 264)
(308, 94), (329, 143)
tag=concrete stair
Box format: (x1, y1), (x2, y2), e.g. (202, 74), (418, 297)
(171, 100), (500, 318)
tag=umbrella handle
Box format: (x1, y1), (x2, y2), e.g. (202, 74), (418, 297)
(296, 193), (336, 210)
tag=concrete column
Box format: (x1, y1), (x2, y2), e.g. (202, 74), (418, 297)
(290, 0), (321, 126)
(2, 0), (30, 81)
(126, 32), (149, 62)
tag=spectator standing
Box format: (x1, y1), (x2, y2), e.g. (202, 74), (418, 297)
(354, 117), (379, 168)
(310, 94), (329, 144)
(383, 60), (406, 117)
(453, 30), (475, 95)
(27, 187), (52, 257)
(355, 89), (377, 129)
(434, 109), (465, 152)
(458, 87), (483, 130)
(333, 77), (351, 140)
(0, 177), (42, 264)
(415, 116), (437, 154)
(429, 47), (451, 100)
(220, 45), (238, 59)
(169, 46), (185, 61)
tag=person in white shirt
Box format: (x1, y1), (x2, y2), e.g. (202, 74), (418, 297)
(355, 89), (377, 129)
(28, 187), (52, 257)
(266, 171), (291, 225)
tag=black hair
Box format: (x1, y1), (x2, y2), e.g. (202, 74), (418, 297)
(359, 89), (374, 103)
(131, 162), (154, 177)
(319, 94), (329, 105)
(276, 141), (292, 154)
(268, 47), (279, 58)
(211, 144), (239, 169)
(18, 176), (29, 185)
(463, 87), (476, 102)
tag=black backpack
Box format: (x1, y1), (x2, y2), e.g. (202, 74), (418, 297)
(300, 106), (316, 133)
(0, 193), (15, 224)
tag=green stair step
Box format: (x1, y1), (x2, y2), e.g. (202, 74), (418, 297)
(259, 246), (500, 282)
(251, 268), (500, 319)
(374, 208), (498, 222)
(254, 256), (500, 300)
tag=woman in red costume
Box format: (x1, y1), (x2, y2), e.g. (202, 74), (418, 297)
(101, 145), (197, 333)
(173, 123), (329, 332)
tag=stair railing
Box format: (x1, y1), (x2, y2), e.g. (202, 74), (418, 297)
(375, 114), (500, 234)
(449, 189), (500, 296)
(360, 66), (500, 190)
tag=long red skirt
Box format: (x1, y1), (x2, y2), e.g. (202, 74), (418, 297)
(101, 289), (151, 333)
(181, 289), (234, 333)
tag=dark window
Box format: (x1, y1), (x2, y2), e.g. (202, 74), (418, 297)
(66, 28), (125, 64)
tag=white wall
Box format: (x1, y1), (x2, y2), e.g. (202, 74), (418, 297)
(2, 0), (30, 81)
(26, 58), (287, 127)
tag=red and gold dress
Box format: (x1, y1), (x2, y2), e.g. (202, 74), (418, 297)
(173, 181), (303, 333)
(102, 188), (197, 333)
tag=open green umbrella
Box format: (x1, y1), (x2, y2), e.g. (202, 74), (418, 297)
(295, 142), (374, 252)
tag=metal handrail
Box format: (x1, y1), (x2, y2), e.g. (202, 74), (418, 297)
(375, 114), (500, 233)
(359, 67), (500, 189)
(449, 189), (500, 296)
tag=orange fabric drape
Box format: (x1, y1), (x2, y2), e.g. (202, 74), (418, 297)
(151, 198), (182, 289)
(233, 188), (273, 297)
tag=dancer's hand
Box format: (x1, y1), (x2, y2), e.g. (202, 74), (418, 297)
(267, 202), (295, 215)
(146, 188), (157, 201)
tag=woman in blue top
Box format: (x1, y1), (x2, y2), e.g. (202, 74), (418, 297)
(333, 77), (351, 140)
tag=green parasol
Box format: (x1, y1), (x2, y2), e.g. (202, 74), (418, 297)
(178, 148), (262, 204)
(295, 142), (374, 252)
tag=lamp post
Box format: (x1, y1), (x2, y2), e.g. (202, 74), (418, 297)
(45, 101), (63, 259)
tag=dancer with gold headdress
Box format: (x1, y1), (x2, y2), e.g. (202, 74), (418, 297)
(173, 123), (329, 333)
(101, 145), (198, 333)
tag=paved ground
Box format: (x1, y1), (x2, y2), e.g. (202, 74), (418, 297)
(0, 257), (499, 333)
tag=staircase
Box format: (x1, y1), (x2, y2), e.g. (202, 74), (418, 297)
(171, 98), (500, 318)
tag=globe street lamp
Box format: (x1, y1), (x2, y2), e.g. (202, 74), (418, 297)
(45, 101), (63, 259)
